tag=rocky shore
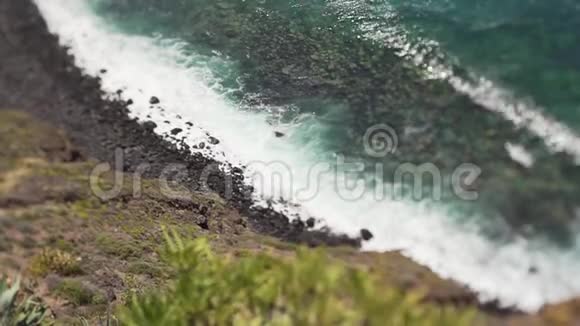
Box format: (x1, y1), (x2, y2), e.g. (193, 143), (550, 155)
(0, 0), (363, 249)
(0, 0), (578, 324)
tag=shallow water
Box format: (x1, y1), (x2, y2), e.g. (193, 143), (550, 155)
(35, 0), (580, 311)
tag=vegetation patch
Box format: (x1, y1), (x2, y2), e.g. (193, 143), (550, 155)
(126, 261), (166, 278)
(0, 277), (50, 325)
(95, 234), (140, 259)
(54, 279), (102, 307)
(29, 249), (82, 277)
(118, 230), (477, 325)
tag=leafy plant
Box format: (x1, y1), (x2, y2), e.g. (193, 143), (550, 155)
(0, 277), (50, 326)
(118, 229), (477, 325)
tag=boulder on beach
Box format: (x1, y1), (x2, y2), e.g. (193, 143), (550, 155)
(361, 229), (373, 241)
(149, 96), (160, 104)
(208, 136), (220, 145)
(142, 121), (157, 131)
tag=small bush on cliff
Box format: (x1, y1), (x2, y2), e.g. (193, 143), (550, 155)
(54, 279), (103, 306)
(118, 229), (476, 325)
(95, 235), (139, 259)
(29, 249), (82, 277)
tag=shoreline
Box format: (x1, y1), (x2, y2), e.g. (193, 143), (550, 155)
(2, 0), (579, 323)
(0, 0), (517, 313)
(0, 0), (359, 249)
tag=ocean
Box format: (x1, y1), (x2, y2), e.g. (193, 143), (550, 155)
(34, 0), (580, 311)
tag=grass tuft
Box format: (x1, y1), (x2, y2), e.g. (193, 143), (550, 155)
(29, 249), (82, 277)
(95, 234), (139, 259)
(54, 279), (98, 306)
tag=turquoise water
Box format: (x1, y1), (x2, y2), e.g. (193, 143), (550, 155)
(387, 0), (580, 130)
(89, 0), (580, 245)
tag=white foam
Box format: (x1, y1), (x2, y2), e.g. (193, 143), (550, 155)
(35, 0), (580, 312)
(505, 143), (535, 168)
(452, 77), (580, 163)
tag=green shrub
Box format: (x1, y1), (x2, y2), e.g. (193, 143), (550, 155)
(54, 279), (96, 306)
(118, 229), (476, 325)
(0, 277), (50, 325)
(126, 261), (165, 278)
(95, 235), (139, 259)
(29, 249), (82, 277)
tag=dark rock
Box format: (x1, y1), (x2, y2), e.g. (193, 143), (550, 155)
(170, 128), (183, 135)
(200, 206), (209, 216)
(291, 219), (305, 230)
(100, 69), (107, 74)
(234, 217), (247, 227)
(208, 136), (220, 145)
(186, 122), (194, 127)
(306, 218), (316, 228)
(360, 229), (373, 241)
(149, 96), (160, 105)
(68, 149), (83, 162)
(106, 289), (117, 302)
(142, 121), (157, 131)
(199, 142), (206, 149)
(274, 131), (285, 138)
(198, 218), (209, 230)
(529, 266), (539, 274)
(126, 99), (133, 105)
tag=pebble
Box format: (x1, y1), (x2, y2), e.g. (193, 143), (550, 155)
(149, 96), (160, 105)
(142, 121), (157, 131)
(208, 136), (220, 145)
